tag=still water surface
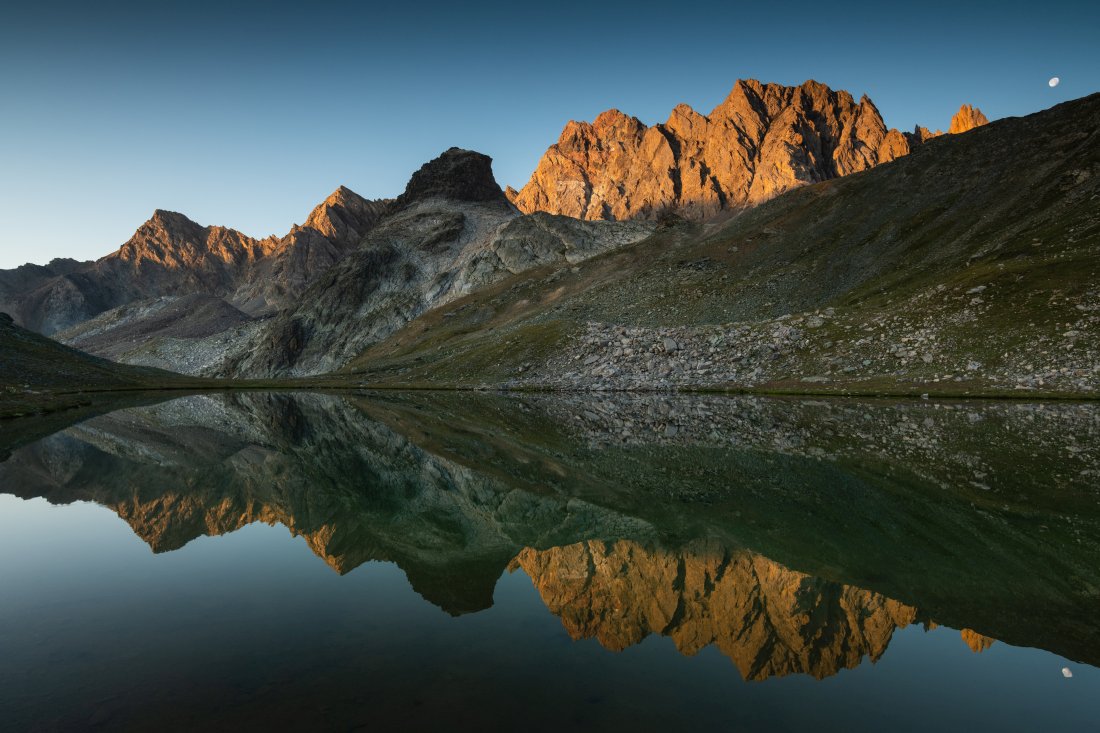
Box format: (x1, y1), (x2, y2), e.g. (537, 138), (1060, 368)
(0, 391), (1097, 731)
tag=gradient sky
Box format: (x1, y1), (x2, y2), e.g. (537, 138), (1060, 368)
(1, 0), (1096, 269)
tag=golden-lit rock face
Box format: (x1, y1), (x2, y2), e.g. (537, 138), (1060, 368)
(107, 190), (387, 282)
(949, 104), (990, 134)
(116, 209), (275, 273)
(302, 186), (389, 244)
(509, 539), (920, 681)
(507, 79), (915, 221)
(508, 81), (994, 222)
(961, 628), (997, 653)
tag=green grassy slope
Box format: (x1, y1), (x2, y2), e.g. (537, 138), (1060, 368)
(0, 312), (220, 417)
(345, 93), (1100, 397)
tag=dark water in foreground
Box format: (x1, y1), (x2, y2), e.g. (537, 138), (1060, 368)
(0, 391), (1097, 731)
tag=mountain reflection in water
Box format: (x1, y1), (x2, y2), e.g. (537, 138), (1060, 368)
(0, 391), (1097, 729)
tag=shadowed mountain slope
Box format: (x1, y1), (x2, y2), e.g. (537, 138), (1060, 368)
(220, 149), (654, 377)
(0, 312), (206, 418)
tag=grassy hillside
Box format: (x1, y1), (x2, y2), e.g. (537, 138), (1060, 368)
(345, 93), (1100, 397)
(0, 312), (222, 417)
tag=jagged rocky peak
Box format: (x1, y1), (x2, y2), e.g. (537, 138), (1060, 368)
(304, 185), (361, 229)
(592, 108), (646, 136)
(395, 147), (509, 209)
(116, 208), (271, 266)
(143, 209), (204, 237)
(907, 103), (986, 142)
(508, 78), (917, 221)
(301, 185), (389, 247)
(910, 125), (943, 143)
(2, 184), (389, 338)
(949, 103), (990, 134)
(117, 209), (205, 262)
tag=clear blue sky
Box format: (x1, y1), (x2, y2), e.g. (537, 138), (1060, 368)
(1, 0), (1096, 269)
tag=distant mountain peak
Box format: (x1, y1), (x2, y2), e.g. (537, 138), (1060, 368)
(313, 185), (358, 210)
(911, 125), (943, 143)
(395, 148), (508, 209)
(299, 185), (389, 248)
(305, 185), (366, 228)
(1, 185), (392, 335)
(146, 208), (203, 233)
(949, 104), (990, 134)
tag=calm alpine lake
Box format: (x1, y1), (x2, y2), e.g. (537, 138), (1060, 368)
(0, 391), (1097, 731)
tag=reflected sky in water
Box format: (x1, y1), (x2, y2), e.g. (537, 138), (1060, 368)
(0, 392), (1097, 731)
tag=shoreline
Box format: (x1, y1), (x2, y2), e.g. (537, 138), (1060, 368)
(4, 378), (1099, 422)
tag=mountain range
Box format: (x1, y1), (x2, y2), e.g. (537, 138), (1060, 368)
(0, 186), (387, 336)
(0, 78), (1097, 401)
(351, 89), (1099, 397)
(505, 79), (988, 221)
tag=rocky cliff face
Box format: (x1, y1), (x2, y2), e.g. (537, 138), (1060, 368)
(906, 103), (988, 143)
(396, 147), (511, 208)
(507, 79), (989, 221)
(304, 185), (388, 243)
(3, 211), (273, 335)
(949, 103), (989, 134)
(0, 259), (88, 320)
(230, 186), (390, 315)
(219, 149), (652, 377)
(506, 79), (913, 220)
(113, 209), (276, 285)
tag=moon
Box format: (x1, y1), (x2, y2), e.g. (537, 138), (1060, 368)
(1049, 77), (1060, 88)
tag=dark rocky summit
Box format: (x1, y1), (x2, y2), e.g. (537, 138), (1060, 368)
(395, 147), (512, 209)
(221, 150), (651, 377)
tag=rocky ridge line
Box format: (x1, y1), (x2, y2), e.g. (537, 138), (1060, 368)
(1, 186), (389, 336)
(508, 79), (987, 221)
